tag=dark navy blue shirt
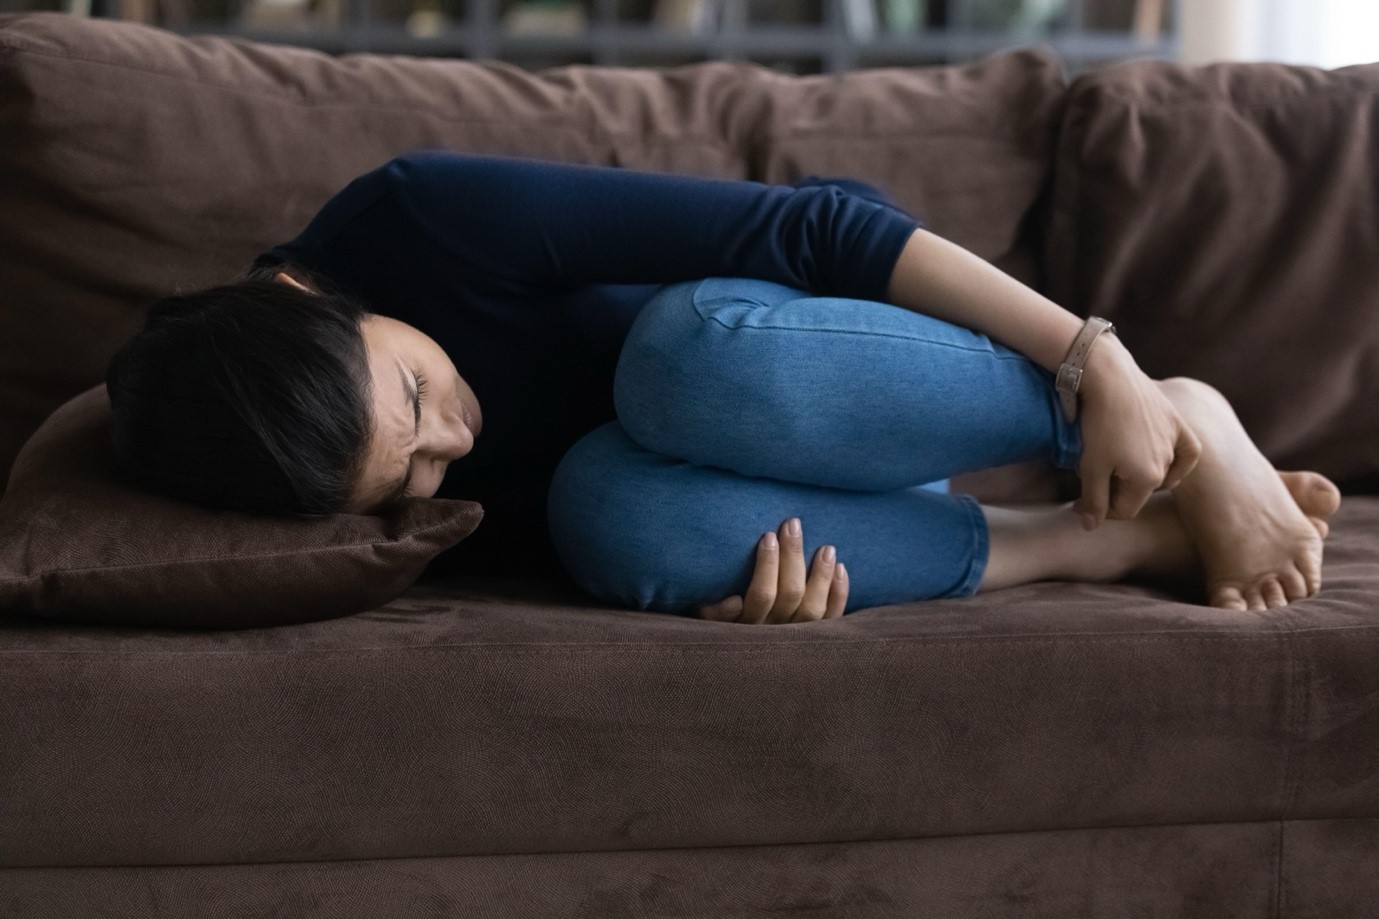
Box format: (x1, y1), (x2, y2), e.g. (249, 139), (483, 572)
(252, 149), (924, 578)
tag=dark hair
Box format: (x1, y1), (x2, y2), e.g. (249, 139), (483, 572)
(105, 261), (377, 518)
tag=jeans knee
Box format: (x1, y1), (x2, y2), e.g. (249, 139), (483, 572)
(614, 277), (805, 463)
(548, 421), (722, 614)
(613, 280), (701, 453)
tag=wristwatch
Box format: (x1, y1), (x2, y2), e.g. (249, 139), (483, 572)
(1056, 317), (1116, 423)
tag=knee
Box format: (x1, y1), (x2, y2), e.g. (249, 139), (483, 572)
(548, 421), (736, 614)
(612, 281), (704, 452)
(613, 277), (807, 461)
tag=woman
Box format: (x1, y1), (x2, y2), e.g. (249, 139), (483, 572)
(104, 149), (1341, 623)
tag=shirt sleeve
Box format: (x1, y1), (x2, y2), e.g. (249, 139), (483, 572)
(378, 149), (924, 304)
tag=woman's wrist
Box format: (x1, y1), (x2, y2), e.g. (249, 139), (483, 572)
(1079, 330), (1136, 391)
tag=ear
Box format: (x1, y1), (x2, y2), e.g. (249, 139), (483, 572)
(274, 271), (313, 294)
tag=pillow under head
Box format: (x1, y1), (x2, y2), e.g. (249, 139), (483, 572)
(0, 385), (483, 630)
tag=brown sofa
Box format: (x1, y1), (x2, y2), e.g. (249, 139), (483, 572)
(3, 12), (1379, 917)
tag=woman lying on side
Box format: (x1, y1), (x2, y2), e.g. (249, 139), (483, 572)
(104, 150), (1341, 623)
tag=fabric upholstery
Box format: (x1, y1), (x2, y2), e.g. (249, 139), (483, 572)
(1044, 57), (1379, 488)
(4, 497), (1379, 868)
(11, 820), (1378, 918)
(0, 11), (1067, 497)
(0, 384), (483, 629)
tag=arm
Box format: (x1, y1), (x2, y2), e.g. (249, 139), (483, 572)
(380, 149), (922, 300)
(885, 227), (1203, 526)
(886, 227), (1092, 374)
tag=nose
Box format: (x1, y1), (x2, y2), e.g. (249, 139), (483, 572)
(420, 397), (475, 463)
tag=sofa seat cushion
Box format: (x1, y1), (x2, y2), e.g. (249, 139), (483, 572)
(5, 820), (1379, 918)
(4, 499), (1377, 867)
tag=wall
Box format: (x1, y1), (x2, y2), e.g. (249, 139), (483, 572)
(1180, 0), (1379, 68)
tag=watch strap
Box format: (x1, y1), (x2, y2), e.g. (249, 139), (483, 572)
(1056, 317), (1116, 423)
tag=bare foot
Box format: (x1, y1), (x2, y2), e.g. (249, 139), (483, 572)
(1278, 470), (1342, 540)
(1158, 378), (1330, 611)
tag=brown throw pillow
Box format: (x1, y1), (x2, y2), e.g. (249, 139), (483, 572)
(0, 385), (483, 630)
(1043, 57), (1379, 488)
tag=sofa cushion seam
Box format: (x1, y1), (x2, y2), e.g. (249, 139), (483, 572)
(19, 814), (1372, 870)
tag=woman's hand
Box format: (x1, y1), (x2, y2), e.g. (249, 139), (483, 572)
(696, 517), (848, 624)
(1075, 336), (1203, 528)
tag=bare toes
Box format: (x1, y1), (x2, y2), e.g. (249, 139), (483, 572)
(1309, 516), (1330, 540)
(1211, 585), (1249, 612)
(1243, 587), (1267, 612)
(1280, 471), (1343, 519)
(1261, 578), (1288, 609)
(1298, 556), (1323, 597)
(1280, 566), (1309, 602)
(1309, 475), (1343, 517)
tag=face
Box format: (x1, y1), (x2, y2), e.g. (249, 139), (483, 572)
(272, 272), (483, 514)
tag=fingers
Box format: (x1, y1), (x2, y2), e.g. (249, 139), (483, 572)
(767, 518), (807, 624)
(739, 530), (781, 625)
(1163, 425), (1203, 490)
(1091, 436), (1200, 522)
(1107, 473), (1156, 521)
(824, 563), (848, 619)
(1076, 460), (1111, 530)
(696, 595), (743, 622)
(730, 517), (850, 625)
(791, 544), (837, 623)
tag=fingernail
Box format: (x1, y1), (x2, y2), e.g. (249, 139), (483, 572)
(1082, 513), (1096, 531)
(787, 517), (801, 536)
(822, 545), (836, 563)
(761, 531), (777, 550)
(835, 562), (847, 580)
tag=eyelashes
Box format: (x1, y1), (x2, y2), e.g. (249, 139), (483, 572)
(402, 370), (430, 500)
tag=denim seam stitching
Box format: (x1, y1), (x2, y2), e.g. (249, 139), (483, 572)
(690, 283), (1029, 358)
(951, 493), (989, 598)
(696, 307), (1030, 359)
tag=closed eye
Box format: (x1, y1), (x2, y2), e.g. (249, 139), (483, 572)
(400, 369), (429, 499)
(414, 370), (429, 412)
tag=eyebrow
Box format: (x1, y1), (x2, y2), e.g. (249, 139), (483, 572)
(381, 359), (421, 508)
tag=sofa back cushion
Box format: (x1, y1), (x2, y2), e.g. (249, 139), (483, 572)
(0, 11), (1067, 497)
(1045, 58), (1379, 488)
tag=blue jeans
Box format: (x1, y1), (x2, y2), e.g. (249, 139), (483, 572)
(547, 277), (1084, 615)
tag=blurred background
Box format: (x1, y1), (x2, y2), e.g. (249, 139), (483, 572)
(1, 0), (1374, 76)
